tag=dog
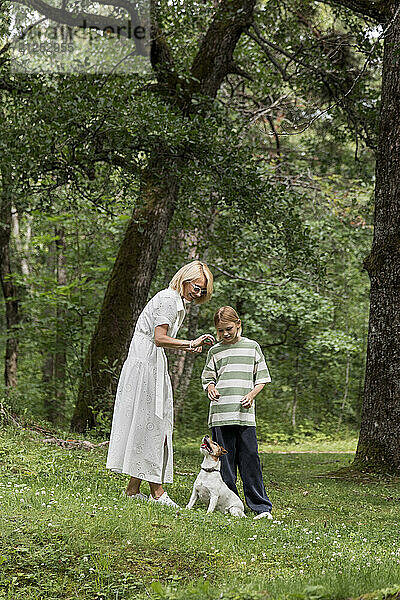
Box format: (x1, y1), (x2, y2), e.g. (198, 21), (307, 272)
(186, 435), (245, 517)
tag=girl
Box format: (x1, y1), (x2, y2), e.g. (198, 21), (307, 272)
(201, 306), (273, 519)
(106, 260), (215, 508)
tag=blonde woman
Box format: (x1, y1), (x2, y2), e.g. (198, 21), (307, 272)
(106, 261), (214, 508)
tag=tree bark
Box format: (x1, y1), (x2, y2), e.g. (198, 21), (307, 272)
(71, 0), (257, 431)
(11, 209), (31, 279)
(0, 167), (20, 391)
(354, 7), (400, 471)
(337, 354), (350, 429)
(190, 0), (257, 97)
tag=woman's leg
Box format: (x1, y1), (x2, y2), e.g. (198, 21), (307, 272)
(149, 482), (165, 499)
(126, 477), (142, 496)
(126, 478), (165, 499)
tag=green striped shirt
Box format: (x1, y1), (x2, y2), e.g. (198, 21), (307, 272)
(201, 337), (271, 428)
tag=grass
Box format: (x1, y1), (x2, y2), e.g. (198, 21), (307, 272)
(1, 426), (400, 600)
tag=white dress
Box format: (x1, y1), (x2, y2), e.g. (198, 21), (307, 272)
(106, 288), (186, 484)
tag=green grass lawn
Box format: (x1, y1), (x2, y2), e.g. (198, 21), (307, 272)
(1, 426), (400, 600)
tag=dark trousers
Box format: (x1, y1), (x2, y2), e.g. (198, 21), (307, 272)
(211, 425), (272, 515)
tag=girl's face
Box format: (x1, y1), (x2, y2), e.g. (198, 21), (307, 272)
(182, 275), (207, 302)
(217, 320), (241, 344)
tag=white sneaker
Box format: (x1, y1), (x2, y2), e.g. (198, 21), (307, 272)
(126, 492), (148, 501)
(149, 492), (179, 508)
(254, 511), (273, 520)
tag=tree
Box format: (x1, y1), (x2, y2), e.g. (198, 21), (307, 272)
(42, 225), (68, 424)
(344, 1), (400, 472)
(0, 164), (20, 390)
(282, 0), (400, 470)
(3, 0), (392, 450)
(231, 0), (400, 470)
(71, 0), (258, 430)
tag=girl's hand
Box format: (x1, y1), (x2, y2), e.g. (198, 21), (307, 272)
(207, 384), (221, 402)
(240, 394), (254, 409)
(192, 334), (215, 349)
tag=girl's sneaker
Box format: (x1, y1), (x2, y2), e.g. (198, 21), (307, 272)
(149, 492), (179, 508)
(254, 511), (273, 520)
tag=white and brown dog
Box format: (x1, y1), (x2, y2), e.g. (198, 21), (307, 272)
(186, 435), (245, 517)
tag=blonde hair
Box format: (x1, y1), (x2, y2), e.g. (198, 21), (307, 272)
(214, 306), (242, 339)
(169, 260), (213, 304)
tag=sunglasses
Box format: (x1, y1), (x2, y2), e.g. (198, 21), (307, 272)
(190, 282), (207, 296)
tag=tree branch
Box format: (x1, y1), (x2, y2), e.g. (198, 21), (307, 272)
(190, 0), (257, 98)
(149, 2), (177, 87)
(316, 0), (389, 23)
(227, 60), (254, 81)
(249, 25), (334, 85)
(247, 8), (394, 143)
(209, 263), (292, 287)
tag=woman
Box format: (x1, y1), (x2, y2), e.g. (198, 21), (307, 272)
(106, 260), (214, 508)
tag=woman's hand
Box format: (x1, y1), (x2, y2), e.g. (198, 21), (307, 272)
(154, 326), (213, 351)
(207, 383), (220, 401)
(240, 394), (254, 409)
(192, 334), (215, 349)
(184, 346), (202, 354)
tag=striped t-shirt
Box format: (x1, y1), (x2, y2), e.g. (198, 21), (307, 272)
(201, 337), (271, 428)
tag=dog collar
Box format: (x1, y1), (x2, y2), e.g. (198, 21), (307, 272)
(201, 467), (220, 473)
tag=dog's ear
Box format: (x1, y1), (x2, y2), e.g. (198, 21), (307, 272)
(220, 446), (228, 454)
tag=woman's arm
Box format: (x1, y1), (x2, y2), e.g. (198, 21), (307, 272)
(154, 324), (214, 350)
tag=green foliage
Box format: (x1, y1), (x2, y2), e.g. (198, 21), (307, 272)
(0, 0), (378, 435)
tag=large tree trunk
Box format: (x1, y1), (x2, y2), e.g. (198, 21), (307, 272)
(0, 167), (20, 391)
(71, 159), (180, 430)
(354, 8), (400, 471)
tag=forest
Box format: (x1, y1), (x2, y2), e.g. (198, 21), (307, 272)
(2, 0), (397, 455)
(1, 1), (400, 599)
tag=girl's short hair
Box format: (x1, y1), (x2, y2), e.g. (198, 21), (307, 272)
(214, 306), (242, 339)
(169, 260), (213, 304)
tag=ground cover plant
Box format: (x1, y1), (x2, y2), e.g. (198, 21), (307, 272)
(1, 425), (400, 600)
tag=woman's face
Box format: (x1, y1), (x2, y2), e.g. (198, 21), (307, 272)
(182, 275), (207, 302)
(217, 320), (241, 344)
